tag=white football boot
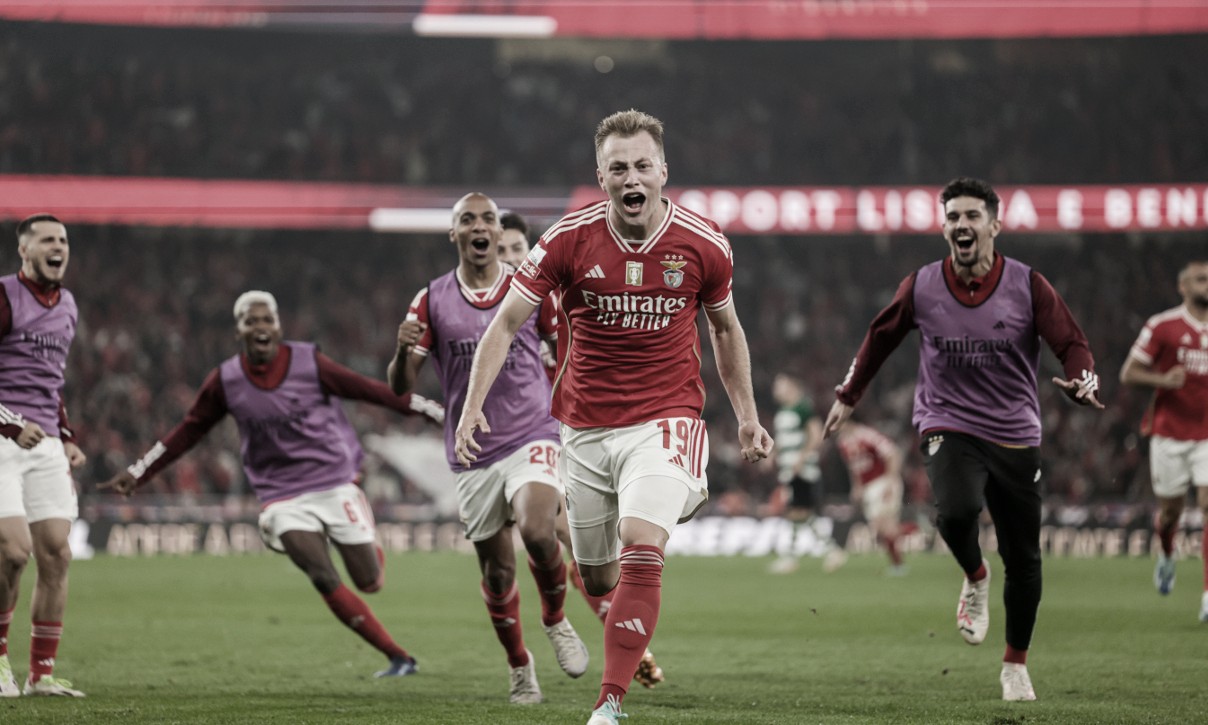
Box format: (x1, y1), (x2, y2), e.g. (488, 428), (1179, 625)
(956, 559), (991, 645)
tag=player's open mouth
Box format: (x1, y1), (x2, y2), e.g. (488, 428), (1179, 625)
(253, 333), (272, 346)
(46, 256), (64, 268)
(471, 238), (490, 251)
(622, 192), (646, 213)
(954, 234), (975, 250)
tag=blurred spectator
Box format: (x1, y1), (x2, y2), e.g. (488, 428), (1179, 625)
(0, 25), (1204, 186)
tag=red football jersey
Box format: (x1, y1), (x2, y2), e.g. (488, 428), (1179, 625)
(1129, 306), (1208, 440)
(836, 423), (898, 487)
(512, 199), (734, 428)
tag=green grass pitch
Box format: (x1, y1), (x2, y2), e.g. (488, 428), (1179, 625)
(2, 552), (1204, 724)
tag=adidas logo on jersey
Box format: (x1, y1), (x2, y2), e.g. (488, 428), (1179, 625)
(585, 264), (605, 279)
(993, 320), (1006, 330)
(615, 618), (647, 635)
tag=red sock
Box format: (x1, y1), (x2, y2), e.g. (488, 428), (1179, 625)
(528, 543), (569, 627)
(0, 608), (12, 657)
(968, 562), (988, 582)
(481, 581), (528, 668)
(29, 621), (62, 682)
(596, 545), (664, 709)
(322, 584), (408, 660)
(1156, 513), (1177, 557)
(570, 561), (614, 623)
(1004, 645), (1027, 665)
(882, 535), (903, 566)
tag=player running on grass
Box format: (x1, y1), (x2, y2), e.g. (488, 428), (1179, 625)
(1119, 260), (1208, 621)
(101, 291), (441, 679)
(389, 193), (590, 705)
(0, 214), (88, 697)
(454, 110), (772, 725)
(824, 177), (1103, 701)
(498, 209), (664, 688)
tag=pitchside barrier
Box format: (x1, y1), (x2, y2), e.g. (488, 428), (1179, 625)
(71, 507), (1204, 560)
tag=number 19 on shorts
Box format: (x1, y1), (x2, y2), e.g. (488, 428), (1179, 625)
(656, 418), (706, 478)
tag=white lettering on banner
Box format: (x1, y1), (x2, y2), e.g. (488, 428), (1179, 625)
(1004, 190), (1038, 229)
(679, 188), (842, 232)
(1105, 188), (1133, 228)
(1057, 189), (1083, 229)
(1167, 187), (1197, 226)
(857, 189), (942, 232)
(671, 184), (1208, 234)
(741, 189), (778, 232)
(1137, 188), (1162, 228)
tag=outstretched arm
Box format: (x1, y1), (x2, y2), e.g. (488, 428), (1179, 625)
(827, 274), (917, 438)
(454, 289), (538, 465)
(317, 352), (443, 424)
(99, 369), (227, 495)
(706, 302), (773, 463)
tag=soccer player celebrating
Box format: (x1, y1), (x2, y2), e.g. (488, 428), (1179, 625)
(453, 109), (773, 725)
(0, 214), (87, 697)
(834, 421), (908, 575)
(823, 177), (1103, 701)
(497, 210), (664, 689)
(1119, 260), (1208, 620)
(100, 291), (439, 679)
(388, 194), (590, 705)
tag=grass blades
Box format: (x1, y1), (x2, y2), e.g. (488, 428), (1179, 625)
(2, 552), (1204, 724)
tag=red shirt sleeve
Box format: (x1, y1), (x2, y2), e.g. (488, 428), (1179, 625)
(315, 351), (417, 415)
(537, 293), (559, 340)
(511, 232), (569, 306)
(835, 273), (918, 406)
(58, 399), (76, 443)
(129, 369), (228, 484)
(1030, 270), (1096, 380)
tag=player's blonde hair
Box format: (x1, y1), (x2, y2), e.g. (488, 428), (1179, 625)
(233, 290), (279, 324)
(594, 109), (665, 163)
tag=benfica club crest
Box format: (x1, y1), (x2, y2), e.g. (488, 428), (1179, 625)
(661, 256), (687, 289)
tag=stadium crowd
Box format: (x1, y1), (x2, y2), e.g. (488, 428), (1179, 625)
(0, 24), (1205, 186)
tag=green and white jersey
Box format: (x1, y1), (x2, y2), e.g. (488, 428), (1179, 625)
(773, 398), (819, 483)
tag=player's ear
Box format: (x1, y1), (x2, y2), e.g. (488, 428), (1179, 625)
(596, 167), (605, 190)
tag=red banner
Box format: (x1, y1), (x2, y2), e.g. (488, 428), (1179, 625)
(547, 183), (1208, 235)
(3, 175), (1208, 235)
(416, 1), (1208, 39)
(5, 1), (1208, 39)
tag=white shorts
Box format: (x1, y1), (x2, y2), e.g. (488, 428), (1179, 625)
(1150, 435), (1208, 498)
(560, 418), (709, 566)
(456, 439), (562, 542)
(859, 474), (903, 522)
(258, 482), (376, 554)
(0, 437), (79, 523)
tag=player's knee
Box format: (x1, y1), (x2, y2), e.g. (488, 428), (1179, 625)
(307, 569), (343, 594)
(936, 507), (981, 528)
(0, 544), (32, 576)
(356, 575), (383, 594)
(482, 565), (516, 596)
